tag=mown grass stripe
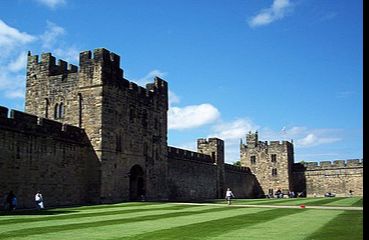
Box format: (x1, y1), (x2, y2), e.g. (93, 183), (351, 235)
(304, 210), (363, 240)
(300, 197), (347, 206)
(0, 206), (239, 239)
(0, 205), (210, 234)
(114, 208), (300, 240)
(211, 209), (344, 240)
(28, 207), (267, 240)
(0, 204), (201, 225)
(350, 198), (363, 207)
(321, 197), (362, 207)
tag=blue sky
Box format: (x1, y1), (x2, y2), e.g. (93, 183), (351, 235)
(0, 0), (363, 164)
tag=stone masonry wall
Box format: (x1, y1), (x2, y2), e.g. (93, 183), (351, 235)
(167, 147), (218, 200)
(240, 132), (294, 196)
(293, 159), (363, 197)
(224, 164), (261, 198)
(24, 49), (169, 203)
(0, 107), (100, 209)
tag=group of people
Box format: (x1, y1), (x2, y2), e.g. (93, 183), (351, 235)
(2, 191), (44, 211)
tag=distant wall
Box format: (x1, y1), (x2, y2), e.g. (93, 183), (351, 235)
(224, 164), (260, 198)
(0, 107), (100, 209)
(167, 146), (218, 200)
(293, 159), (363, 197)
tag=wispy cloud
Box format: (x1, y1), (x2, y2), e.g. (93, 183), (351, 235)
(210, 118), (259, 141)
(168, 104), (220, 130)
(256, 126), (342, 148)
(0, 19), (80, 102)
(248, 0), (293, 28)
(169, 90), (180, 107)
(34, 0), (66, 9)
(40, 21), (65, 49)
(131, 69), (167, 87)
(336, 90), (355, 99)
(0, 20), (35, 56)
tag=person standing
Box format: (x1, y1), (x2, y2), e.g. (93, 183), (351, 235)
(35, 191), (44, 209)
(6, 191), (16, 211)
(225, 188), (235, 205)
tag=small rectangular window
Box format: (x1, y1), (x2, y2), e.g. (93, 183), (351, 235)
(272, 168), (277, 176)
(271, 154), (277, 163)
(250, 156), (256, 164)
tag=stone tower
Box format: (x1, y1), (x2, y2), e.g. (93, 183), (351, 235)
(197, 138), (225, 198)
(25, 48), (168, 202)
(240, 131), (294, 196)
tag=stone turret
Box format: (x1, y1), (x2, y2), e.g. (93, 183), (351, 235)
(197, 138), (225, 198)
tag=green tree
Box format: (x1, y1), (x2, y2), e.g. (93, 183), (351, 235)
(233, 160), (241, 166)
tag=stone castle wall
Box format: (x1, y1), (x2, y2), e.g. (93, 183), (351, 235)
(240, 132), (294, 196)
(293, 159), (363, 197)
(0, 107), (100, 209)
(24, 49), (169, 203)
(0, 48), (362, 209)
(167, 147), (259, 200)
(224, 164), (261, 198)
(167, 147), (218, 200)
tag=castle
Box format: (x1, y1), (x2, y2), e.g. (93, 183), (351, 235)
(0, 48), (363, 209)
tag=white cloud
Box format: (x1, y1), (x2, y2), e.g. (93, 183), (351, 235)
(0, 19), (80, 102)
(210, 118), (259, 140)
(168, 104), (220, 130)
(131, 69), (167, 87)
(296, 133), (341, 147)
(255, 126), (342, 148)
(248, 0), (293, 28)
(8, 52), (28, 72)
(35, 0), (66, 9)
(40, 21), (65, 49)
(169, 90), (180, 107)
(54, 46), (80, 64)
(0, 20), (35, 55)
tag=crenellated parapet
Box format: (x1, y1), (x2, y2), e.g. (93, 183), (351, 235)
(168, 146), (213, 164)
(224, 163), (251, 174)
(294, 159), (363, 171)
(0, 106), (87, 143)
(27, 51), (78, 76)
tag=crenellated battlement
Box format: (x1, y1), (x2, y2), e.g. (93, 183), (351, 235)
(168, 146), (213, 164)
(224, 163), (251, 174)
(0, 106), (87, 143)
(294, 159), (363, 170)
(27, 51), (78, 76)
(197, 137), (223, 145)
(79, 48), (120, 68)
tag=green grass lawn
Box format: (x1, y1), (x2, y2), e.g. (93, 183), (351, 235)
(0, 198), (362, 240)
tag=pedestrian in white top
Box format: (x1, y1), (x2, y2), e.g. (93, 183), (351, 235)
(225, 188), (235, 205)
(35, 191), (44, 209)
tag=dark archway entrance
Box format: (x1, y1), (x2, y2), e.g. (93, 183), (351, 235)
(129, 165), (145, 200)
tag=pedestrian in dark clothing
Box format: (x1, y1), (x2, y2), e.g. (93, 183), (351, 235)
(6, 191), (16, 211)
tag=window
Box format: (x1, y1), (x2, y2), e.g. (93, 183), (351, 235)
(129, 106), (135, 123)
(54, 103), (59, 119)
(78, 93), (83, 127)
(142, 110), (148, 129)
(272, 168), (277, 176)
(115, 134), (122, 152)
(45, 98), (49, 118)
(250, 156), (256, 164)
(54, 102), (65, 119)
(271, 154), (277, 163)
(59, 103), (64, 118)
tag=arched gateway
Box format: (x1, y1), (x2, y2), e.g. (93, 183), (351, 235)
(129, 165), (145, 200)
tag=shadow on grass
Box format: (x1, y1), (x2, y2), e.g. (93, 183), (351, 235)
(0, 209), (77, 216)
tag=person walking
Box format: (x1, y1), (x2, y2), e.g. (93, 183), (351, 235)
(225, 188), (235, 205)
(35, 191), (44, 209)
